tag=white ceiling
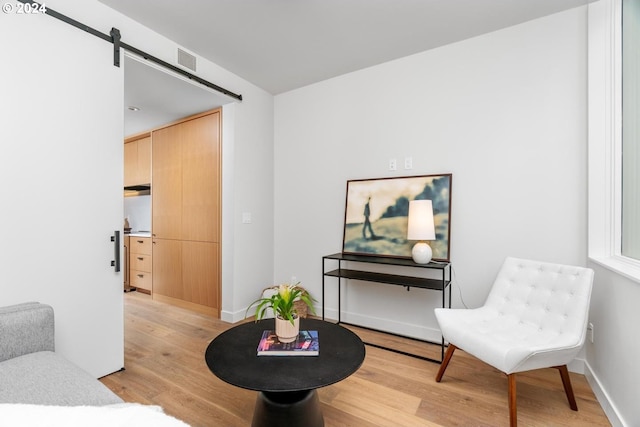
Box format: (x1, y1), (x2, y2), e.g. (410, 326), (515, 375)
(123, 55), (232, 136)
(112, 0), (596, 136)
(103, 0), (595, 96)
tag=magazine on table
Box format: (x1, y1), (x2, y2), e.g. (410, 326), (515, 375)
(257, 330), (319, 356)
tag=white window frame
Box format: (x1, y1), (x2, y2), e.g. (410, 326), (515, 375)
(588, 0), (640, 282)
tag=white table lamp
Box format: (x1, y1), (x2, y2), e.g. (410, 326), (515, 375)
(407, 200), (436, 264)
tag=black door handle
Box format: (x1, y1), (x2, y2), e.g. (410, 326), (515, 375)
(111, 231), (120, 272)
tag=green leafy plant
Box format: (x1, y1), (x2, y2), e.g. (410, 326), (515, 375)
(246, 283), (316, 325)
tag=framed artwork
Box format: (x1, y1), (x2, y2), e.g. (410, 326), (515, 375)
(342, 174), (452, 261)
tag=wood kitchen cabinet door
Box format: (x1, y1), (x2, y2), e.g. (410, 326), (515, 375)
(181, 112), (220, 243)
(152, 239), (219, 315)
(136, 136), (151, 183)
(150, 109), (221, 317)
(124, 142), (138, 187)
(152, 124), (182, 240)
(182, 241), (219, 310)
(151, 238), (182, 299)
(153, 111), (220, 243)
(124, 134), (151, 187)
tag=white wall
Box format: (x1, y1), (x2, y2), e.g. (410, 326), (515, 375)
(224, 91), (275, 322)
(274, 8), (588, 342)
(1, 0), (275, 323)
(585, 1), (640, 425)
(586, 264), (639, 426)
(124, 195), (151, 231)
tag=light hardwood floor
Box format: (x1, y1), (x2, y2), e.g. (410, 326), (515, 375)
(100, 292), (611, 427)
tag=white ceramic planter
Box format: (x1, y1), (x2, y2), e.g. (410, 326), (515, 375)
(275, 315), (300, 343)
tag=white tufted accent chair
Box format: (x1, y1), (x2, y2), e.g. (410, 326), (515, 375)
(434, 257), (594, 427)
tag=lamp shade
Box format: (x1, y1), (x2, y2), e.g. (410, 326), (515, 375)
(407, 200), (436, 241)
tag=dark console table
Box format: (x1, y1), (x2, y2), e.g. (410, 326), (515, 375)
(322, 252), (451, 363)
(205, 318), (365, 427)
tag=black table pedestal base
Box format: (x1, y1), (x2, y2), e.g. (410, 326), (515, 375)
(251, 389), (323, 427)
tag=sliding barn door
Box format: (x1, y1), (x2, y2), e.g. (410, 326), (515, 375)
(0, 12), (124, 377)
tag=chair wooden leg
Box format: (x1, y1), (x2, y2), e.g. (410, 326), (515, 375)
(555, 365), (578, 411)
(508, 373), (517, 427)
(435, 344), (457, 382)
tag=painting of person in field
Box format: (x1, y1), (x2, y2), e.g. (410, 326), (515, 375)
(342, 174), (451, 261)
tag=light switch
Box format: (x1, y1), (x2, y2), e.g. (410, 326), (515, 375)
(242, 212), (252, 224)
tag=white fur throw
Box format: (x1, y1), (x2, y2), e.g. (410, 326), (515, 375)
(0, 403), (190, 426)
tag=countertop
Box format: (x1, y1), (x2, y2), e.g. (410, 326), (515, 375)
(127, 232), (151, 238)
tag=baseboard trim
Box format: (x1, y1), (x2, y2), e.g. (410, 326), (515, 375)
(583, 361), (626, 427)
(322, 308), (443, 343)
(222, 308), (254, 323)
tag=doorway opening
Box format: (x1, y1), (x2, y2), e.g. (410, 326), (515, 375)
(123, 53), (232, 318)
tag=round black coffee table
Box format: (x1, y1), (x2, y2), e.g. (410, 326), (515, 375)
(205, 318), (365, 427)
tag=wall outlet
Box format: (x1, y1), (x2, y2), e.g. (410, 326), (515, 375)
(389, 158), (397, 171)
(404, 156), (413, 169)
(588, 322), (594, 343)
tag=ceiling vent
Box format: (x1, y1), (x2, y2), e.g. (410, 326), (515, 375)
(177, 48), (197, 72)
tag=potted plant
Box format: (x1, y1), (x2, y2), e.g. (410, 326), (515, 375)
(246, 283), (316, 343)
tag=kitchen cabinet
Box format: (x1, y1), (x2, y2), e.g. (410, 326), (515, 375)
(124, 134), (151, 187)
(123, 235), (134, 292)
(151, 109), (221, 316)
(152, 112), (219, 242)
(129, 236), (152, 294)
(152, 239), (219, 313)
(150, 125), (181, 239)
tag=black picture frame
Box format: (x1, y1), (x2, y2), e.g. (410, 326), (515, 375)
(342, 174), (452, 261)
